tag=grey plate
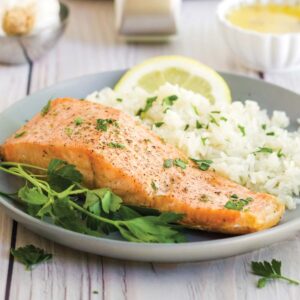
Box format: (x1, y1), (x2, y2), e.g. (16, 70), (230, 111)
(0, 70), (300, 263)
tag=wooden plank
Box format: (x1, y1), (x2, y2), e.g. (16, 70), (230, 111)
(0, 63), (29, 300)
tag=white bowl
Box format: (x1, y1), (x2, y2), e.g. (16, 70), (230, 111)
(217, 0), (300, 71)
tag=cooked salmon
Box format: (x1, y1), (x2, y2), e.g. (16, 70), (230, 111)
(0, 98), (285, 234)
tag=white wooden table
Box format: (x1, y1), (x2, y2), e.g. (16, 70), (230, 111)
(1, 1), (300, 299)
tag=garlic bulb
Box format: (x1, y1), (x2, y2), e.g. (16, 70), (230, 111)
(0, 0), (60, 36)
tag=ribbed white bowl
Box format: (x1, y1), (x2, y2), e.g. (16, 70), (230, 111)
(217, 0), (300, 71)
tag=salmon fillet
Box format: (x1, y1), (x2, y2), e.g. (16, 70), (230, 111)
(0, 98), (285, 234)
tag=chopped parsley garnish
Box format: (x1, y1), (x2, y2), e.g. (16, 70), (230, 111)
(261, 124), (267, 130)
(151, 181), (158, 191)
(162, 95), (178, 106)
(220, 116), (227, 122)
(266, 132), (275, 136)
(116, 98), (123, 102)
(209, 114), (219, 126)
(238, 125), (246, 136)
(201, 137), (208, 146)
(163, 159), (173, 168)
(256, 147), (273, 154)
(11, 245), (52, 270)
(192, 105), (200, 116)
(224, 195), (253, 211)
(136, 96), (158, 117)
(154, 122), (164, 128)
(65, 127), (73, 137)
(191, 158), (213, 171)
(107, 142), (125, 149)
(196, 120), (204, 129)
(96, 119), (118, 132)
(277, 149), (285, 158)
(15, 131), (26, 138)
(184, 124), (189, 131)
(41, 100), (51, 116)
(163, 158), (187, 169)
(211, 111), (220, 114)
(174, 159), (187, 170)
(93, 291), (99, 294)
(251, 259), (299, 288)
(74, 117), (84, 126)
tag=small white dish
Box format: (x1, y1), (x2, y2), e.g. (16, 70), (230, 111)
(217, 0), (300, 71)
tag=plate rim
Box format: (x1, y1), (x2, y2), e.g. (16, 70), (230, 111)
(1, 69), (300, 261)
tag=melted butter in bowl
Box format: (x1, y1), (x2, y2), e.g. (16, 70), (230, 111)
(227, 4), (300, 34)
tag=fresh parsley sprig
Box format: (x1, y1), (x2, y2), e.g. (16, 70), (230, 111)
(251, 259), (299, 288)
(0, 160), (185, 243)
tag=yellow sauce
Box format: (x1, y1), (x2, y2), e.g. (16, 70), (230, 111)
(227, 4), (300, 34)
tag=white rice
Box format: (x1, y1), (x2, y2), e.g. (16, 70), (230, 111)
(87, 84), (300, 209)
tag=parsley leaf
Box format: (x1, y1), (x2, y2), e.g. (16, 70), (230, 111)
(190, 158), (213, 171)
(251, 259), (299, 288)
(196, 120), (203, 129)
(116, 98), (123, 102)
(11, 245), (52, 270)
(256, 147), (273, 154)
(18, 186), (48, 205)
(224, 195), (253, 211)
(163, 159), (187, 169)
(15, 131), (26, 138)
(154, 122), (164, 128)
(96, 119), (118, 132)
(136, 96), (158, 117)
(41, 100), (51, 116)
(107, 142), (125, 149)
(238, 125), (246, 136)
(163, 159), (173, 168)
(47, 159), (83, 191)
(74, 117), (84, 126)
(162, 95), (178, 106)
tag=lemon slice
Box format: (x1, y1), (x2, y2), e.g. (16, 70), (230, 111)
(115, 56), (231, 104)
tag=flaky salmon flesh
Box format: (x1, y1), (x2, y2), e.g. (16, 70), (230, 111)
(0, 98), (285, 234)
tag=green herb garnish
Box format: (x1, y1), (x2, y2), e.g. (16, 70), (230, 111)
(116, 98), (123, 102)
(174, 159), (187, 170)
(41, 100), (51, 116)
(196, 120), (203, 129)
(154, 122), (164, 128)
(209, 114), (219, 126)
(96, 119), (118, 132)
(266, 132), (275, 136)
(15, 131), (26, 138)
(151, 181), (158, 191)
(201, 137), (208, 146)
(238, 125), (246, 136)
(74, 117), (83, 126)
(261, 124), (267, 130)
(11, 245), (52, 270)
(224, 195), (253, 211)
(190, 158), (213, 171)
(192, 105), (200, 116)
(107, 142), (125, 149)
(220, 116), (227, 122)
(211, 111), (220, 114)
(256, 147), (273, 154)
(65, 127), (73, 137)
(0, 160), (185, 243)
(162, 95), (178, 106)
(163, 159), (173, 168)
(251, 259), (299, 288)
(277, 149), (285, 158)
(184, 124), (189, 131)
(136, 96), (158, 117)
